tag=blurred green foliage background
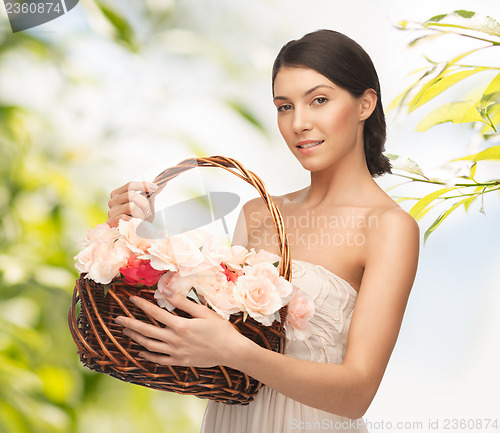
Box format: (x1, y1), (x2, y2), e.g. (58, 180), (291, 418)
(0, 2), (213, 432)
(1, 1), (499, 432)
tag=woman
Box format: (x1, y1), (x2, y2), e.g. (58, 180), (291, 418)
(107, 30), (420, 432)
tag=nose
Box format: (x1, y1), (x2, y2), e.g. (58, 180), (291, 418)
(292, 107), (312, 134)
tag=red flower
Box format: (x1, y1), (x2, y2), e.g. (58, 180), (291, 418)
(220, 262), (244, 283)
(119, 255), (164, 287)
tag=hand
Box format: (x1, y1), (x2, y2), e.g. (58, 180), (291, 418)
(114, 293), (246, 368)
(107, 181), (158, 227)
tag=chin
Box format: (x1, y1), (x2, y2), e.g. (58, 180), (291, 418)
(298, 160), (327, 173)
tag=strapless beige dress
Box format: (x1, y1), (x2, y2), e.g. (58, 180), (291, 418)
(200, 259), (369, 433)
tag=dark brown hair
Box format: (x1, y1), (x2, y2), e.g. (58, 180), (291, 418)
(272, 29), (392, 177)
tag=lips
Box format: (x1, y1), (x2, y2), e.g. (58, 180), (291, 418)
(296, 140), (324, 149)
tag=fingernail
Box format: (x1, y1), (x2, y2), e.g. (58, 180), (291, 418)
(129, 296), (138, 304)
(149, 183), (158, 191)
(115, 317), (124, 325)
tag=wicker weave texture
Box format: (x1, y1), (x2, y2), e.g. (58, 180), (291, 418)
(68, 156), (291, 405)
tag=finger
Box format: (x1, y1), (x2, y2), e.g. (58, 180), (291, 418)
(107, 213), (131, 227)
(107, 201), (148, 223)
(129, 296), (181, 328)
(115, 315), (175, 341)
(122, 328), (171, 354)
(127, 190), (154, 215)
(158, 292), (217, 320)
(108, 191), (153, 216)
(110, 181), (158, 199)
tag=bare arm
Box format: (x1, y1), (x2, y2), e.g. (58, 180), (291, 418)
(116, 207), (419, 418)
(221, 208), (420, 418)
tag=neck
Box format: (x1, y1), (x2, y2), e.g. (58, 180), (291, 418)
(303, 145), (378, 209)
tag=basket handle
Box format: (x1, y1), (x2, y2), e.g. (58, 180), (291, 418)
(144, 155), (291, 282)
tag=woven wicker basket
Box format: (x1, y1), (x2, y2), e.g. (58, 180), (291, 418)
(68, 156), (291, 405)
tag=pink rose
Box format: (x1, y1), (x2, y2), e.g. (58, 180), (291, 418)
(285, 288), (315, 341)
(119, 256), (164, 287)
(82, 223), (119, 246)
(75, 238), (131, 284)
(167, 233), (205, 274)
(244, 262), (292, 304)
(244, 248), (281, 266)
(194, 271), (242, 320)
(221, 262), (244, 283)
(154, 271), (198, 311)
(181, 228), (215, 249)
(233, 275), (283, 326)
(201, 240), (232, 269)
(118, 218), (160, 254)
(224, 245), (249, 268)
(147, 238), (178, 272)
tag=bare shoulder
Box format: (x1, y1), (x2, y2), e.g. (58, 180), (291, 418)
(241, 192), (294, 217)
(371, 206), (420, 241)
(364, 204), (420, 276)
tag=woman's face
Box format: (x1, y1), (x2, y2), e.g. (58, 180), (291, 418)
(273, 66), (366, 173)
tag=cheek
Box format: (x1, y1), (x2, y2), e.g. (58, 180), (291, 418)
(329, 103), (359, 132)
(277, 118), (291, 141)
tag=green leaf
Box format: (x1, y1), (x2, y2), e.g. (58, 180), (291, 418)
(427, 13), (447, 23)
(393, 197), (416, 203)
(390, 155), (426, 177)
(463, 186), (484, 212)
(451, 145), (500, 162)
(384, 154), (399, 160)
(408, 33), (444, 47)
(387, 69), (436, 112)
(470, 162), (477, 179)
(96, 3), (137, 51)
(409, 68), (488, 113)
(481, 72), (500, 104)
(415, 102), (484, 132)
(455, 10), (476, 19)
(226, 101), (266, 133)
(463, 195), (478, 212)
(424, 10), (500, 39)
(424, 197), (470, 243)
(409, 187), (456, 220)
(417, 201), (445, 221)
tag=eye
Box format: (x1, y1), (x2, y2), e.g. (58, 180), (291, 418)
(312, 97), (328, 106)
(277, 104), (293, 112)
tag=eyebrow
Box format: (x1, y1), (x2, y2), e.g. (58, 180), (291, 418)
(273, 84), (335, 101)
